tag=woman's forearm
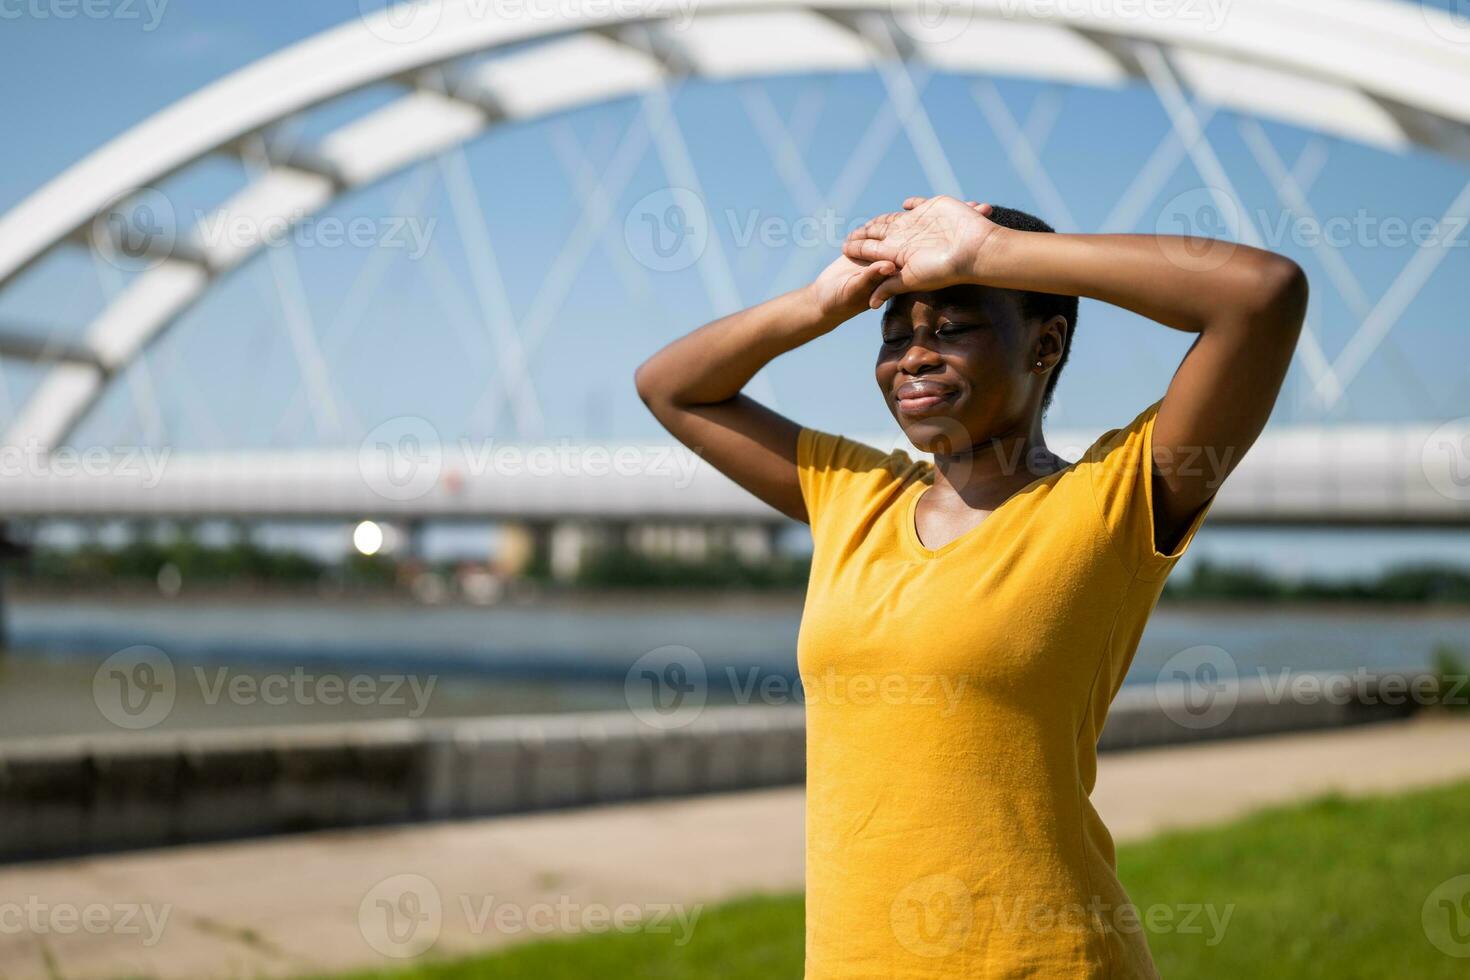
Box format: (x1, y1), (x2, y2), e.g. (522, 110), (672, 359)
(632, 254), (891, 521)
(634, 285), (832, 409)
(974, 231), (1307, 336)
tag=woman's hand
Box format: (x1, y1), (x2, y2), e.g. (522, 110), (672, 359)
(843, 196), (1003, 307)
(847, 198), (1308, 552)
(804, 252), (898, 326)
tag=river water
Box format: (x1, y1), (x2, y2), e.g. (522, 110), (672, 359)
(1, 595), (1465, 737)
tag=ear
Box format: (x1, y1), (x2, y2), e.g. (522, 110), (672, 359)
(1036, 314), (1069, 367)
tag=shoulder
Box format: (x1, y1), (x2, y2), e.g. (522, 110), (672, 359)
(797, 427), (919, 479)
(1073, 400), (1212, 578)
(796, 426), (927, 524)
(1077, 400), (1161, 471)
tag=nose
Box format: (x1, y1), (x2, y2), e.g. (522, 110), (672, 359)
(898, 338), (943, 375)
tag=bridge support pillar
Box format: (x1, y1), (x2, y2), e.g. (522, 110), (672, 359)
(498, 521), (554, 580)
(549, 522), (593, 582)
(400, 519), (427, 562)
(0, 523), (29, 653)
(727, 522), (785, 564)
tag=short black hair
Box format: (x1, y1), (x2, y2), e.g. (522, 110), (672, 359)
(984, 205), (1077, 411)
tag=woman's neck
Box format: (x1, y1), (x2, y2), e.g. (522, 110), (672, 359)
(928, 422), (1065, 510)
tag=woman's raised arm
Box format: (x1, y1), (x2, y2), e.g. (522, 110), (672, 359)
(634, 254), (895, 522)
(845, 195), (1308, 548)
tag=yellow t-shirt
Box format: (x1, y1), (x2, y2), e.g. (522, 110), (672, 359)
(795, 400), (1211, 979)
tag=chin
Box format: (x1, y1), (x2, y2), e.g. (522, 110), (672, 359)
(900, 418), (977, 455)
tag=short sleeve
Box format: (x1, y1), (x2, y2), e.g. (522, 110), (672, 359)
(1082, 400), (1213, 580)
(796, 427), (916, 534)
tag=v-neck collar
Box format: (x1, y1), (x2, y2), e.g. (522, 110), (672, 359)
(900, 462), (1077, 560)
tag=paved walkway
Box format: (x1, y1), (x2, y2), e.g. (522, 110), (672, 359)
(3, 715), (1469, 980)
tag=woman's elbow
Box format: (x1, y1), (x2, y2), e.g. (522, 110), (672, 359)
(633, 359), (659, 406)
(634, 358), (680, 413)
(1267, 255), (1308, 317)
(1244, 253), (1309, 335)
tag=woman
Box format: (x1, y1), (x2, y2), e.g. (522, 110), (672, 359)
(635, 195), (1307, 978)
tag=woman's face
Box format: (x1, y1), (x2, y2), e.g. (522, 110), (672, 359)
(874, 284), (1042, 454)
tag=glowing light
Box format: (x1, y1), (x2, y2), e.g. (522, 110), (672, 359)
(353, 520), (384, 556)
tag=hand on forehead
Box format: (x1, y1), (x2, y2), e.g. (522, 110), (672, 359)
(882, 284), (1018, 322)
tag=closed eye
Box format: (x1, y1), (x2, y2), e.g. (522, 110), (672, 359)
(937, 322), (981, 337)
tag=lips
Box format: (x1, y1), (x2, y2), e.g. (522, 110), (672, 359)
(894, 379), (958, 416)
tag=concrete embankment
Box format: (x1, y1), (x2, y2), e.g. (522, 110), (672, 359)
(0, 671), (1433, 862)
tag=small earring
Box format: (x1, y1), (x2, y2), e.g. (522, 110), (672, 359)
(1035, 360), (1044, 368)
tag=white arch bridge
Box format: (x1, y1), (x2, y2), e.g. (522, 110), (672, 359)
(0, 423), (1468, 526)
(0, 0), (1467, 527)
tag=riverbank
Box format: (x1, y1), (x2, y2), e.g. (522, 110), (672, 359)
(300, 776), (1470, 980)
(3, 716), (1467, 980)
(11, 582), (1470, 615)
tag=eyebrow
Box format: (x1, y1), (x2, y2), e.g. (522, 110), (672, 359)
(881, 302), (985, 326)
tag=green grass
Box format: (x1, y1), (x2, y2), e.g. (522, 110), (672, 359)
(314, 780), (1470, 979)
(1129, 781), (1470, 979)
(312, 895), (804, 980)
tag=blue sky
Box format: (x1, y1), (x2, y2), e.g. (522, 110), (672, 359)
(1, 1), (1468, 570)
